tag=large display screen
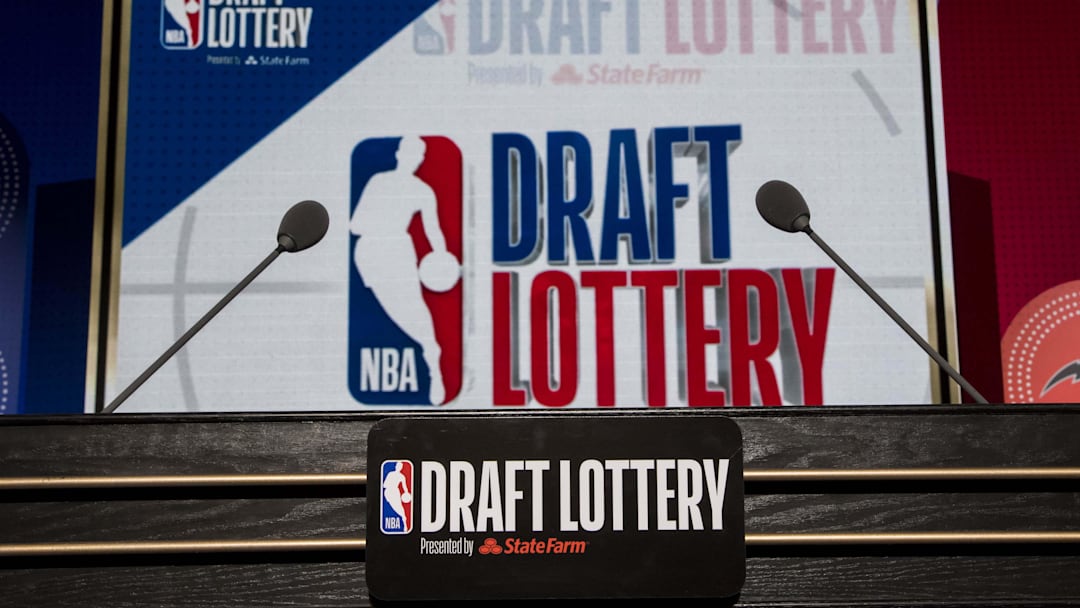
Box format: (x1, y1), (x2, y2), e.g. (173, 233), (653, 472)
(101, 0), (953, 412)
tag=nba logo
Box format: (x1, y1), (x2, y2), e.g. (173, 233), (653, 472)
(380, 460), (414, 535)
(413, 0), (456, 55)
(161, 0), (203, 49)
(348, 136), (463, 406)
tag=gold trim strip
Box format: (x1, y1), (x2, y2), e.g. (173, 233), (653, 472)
(97, 0), (134, 411)
(0, 538), (365, 558)
(86, 0), (118, 413)
(743, 467), (1080, 482)
(4, 532), (1080, 557)
(4, 467), (1080, 491)
(745, 531), (1080, 546)
(0, 474), (366, 491)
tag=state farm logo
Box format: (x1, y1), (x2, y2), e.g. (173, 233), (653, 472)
(477, 538), (502, 555)
(550, 62), (704, 86)
(477, 537), (587, 556)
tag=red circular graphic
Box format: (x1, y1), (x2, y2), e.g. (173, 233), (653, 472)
(1002, 280), (1080, 403)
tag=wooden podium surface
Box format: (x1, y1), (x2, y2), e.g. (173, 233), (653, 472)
(2, 406), (1080, 606)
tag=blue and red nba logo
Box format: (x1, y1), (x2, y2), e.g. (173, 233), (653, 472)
(161, 0), (203, 49)
(380, 460), (414, 535)
(348, 136), (463, 406)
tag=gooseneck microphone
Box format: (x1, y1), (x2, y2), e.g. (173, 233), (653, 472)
(101, 200), (330, 414)
(755, 180), (989, 404)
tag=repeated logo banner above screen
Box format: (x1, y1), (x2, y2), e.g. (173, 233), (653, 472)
(108, 0), (951, 412)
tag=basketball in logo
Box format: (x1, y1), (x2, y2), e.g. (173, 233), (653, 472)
(1001, 280), (1080, 403)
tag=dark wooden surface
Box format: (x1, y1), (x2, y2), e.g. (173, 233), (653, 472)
(2, 406), (1080, 607)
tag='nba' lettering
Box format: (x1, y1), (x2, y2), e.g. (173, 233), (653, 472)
(360, 348), (419, 392)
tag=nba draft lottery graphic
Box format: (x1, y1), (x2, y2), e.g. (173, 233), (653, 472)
(161, 0), (315, 51)
(110, 1), (953, 412)
(364, 416), (746, 601)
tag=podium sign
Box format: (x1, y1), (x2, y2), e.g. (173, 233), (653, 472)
(366, 415), (744, 601)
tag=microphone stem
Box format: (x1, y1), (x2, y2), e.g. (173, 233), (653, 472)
(102, 246), (286, 414)
(804, 228), (988, 405)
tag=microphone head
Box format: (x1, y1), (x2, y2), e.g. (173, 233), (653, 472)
(756, 180), (811, 233)
(277, 200), (329, 252)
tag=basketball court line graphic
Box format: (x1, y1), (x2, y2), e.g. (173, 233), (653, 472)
(116, 206), (337, 410)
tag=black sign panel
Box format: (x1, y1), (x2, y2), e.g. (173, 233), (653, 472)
(366, 414), (744, 601)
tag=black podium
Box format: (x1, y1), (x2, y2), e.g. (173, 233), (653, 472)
(3, 406), (1080, 606)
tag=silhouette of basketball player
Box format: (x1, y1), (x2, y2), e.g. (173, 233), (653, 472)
(350, 136), (449, 405)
